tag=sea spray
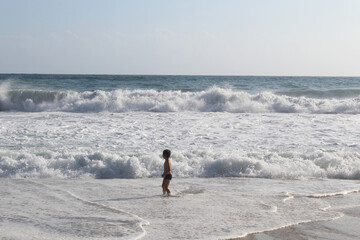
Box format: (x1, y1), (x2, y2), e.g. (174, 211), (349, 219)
(0, 81), (11, 111)
(1, 87), (359, 113)
(1, 150), (360, 179)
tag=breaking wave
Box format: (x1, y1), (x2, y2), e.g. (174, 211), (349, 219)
(1, 150), (360, 180)
(275, 88), (360, 99)
(0, 86), (359, 114)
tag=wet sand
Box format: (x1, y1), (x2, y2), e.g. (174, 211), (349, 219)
(241, 206), (360, 240)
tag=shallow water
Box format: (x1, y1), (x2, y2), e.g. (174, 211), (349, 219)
(1, 178), (360, 239)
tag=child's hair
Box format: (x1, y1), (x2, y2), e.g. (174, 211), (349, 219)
(163, 149), (171, 159)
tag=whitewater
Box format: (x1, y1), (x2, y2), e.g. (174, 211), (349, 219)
(1, 86), (360, 114)
(1, 112), (360, 179)
(1, 74), (360, 239)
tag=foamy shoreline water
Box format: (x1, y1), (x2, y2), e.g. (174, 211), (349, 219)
(1, 178), (359, 240)
(241, 201), (360, 240)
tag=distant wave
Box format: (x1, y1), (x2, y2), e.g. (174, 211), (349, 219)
(1, 86), (360, 114)
(276, 88), (360, 99)
(1, 150), (360, 179)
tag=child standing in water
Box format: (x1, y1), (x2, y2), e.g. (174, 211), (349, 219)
(161, 149), (172, 196)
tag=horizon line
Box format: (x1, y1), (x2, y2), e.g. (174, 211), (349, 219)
(1, 72), (360, 78)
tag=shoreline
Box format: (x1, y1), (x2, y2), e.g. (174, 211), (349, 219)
(1, 178), (360, 239)
(238, 206), (360, 240)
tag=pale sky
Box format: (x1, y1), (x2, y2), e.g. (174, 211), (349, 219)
(1, 0), (360, 76)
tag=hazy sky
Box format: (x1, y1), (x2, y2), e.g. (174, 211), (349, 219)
(1, 0), (359, 75)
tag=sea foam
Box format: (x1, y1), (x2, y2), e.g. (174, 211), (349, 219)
(0, 87), (359, 113)
(1, 150), (360, 180)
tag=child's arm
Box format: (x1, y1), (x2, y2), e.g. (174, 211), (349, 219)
(161, 164), (166, 177)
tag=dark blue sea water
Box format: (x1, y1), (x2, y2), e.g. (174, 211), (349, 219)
(1, 74), (360, 93)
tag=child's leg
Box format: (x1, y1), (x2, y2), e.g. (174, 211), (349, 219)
(162, 178), (166, 194)
(163, 179), (171, 194)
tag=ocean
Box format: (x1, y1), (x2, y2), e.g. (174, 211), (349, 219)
(1, 74), (360, 239)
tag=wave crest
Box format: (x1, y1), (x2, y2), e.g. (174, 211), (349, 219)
(1, 150), (360, 180)
(0, 86), (359, 113)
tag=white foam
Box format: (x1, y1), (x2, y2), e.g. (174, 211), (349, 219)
(1, 87), (360, 113)
(310, 189), (360, 198)
(1, 149), (360, 180)
(1, 112), (359, 180)
(0, 81), (10, 111)
(282, 192), (294, 202)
